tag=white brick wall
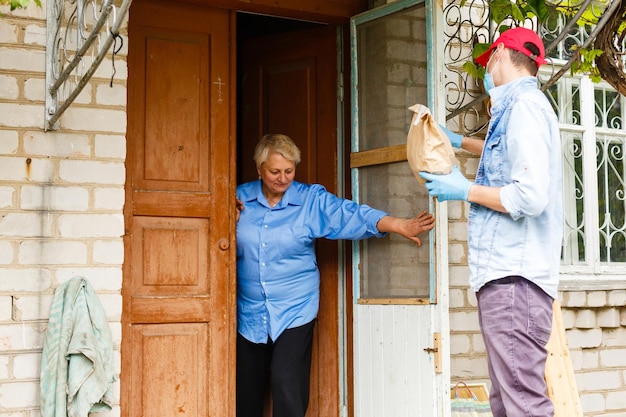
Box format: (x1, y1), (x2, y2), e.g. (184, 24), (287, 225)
(0, 2), (126, 416)
(0, 74), (19, 99)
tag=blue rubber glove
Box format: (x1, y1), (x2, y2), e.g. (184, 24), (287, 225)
(439, 123), (463, 148)
(419, 166), (473, 201)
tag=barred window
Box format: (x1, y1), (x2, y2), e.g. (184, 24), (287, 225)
(540, 19), (626, 283)
(544, 75), (626, 269)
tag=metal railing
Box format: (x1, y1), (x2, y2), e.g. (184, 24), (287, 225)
(45, 0), (132, 130)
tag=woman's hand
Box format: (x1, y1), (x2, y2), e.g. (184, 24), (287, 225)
(236, 199), (244, 221)
(403, 210), (435, 246)
(376, 210), (435, 246)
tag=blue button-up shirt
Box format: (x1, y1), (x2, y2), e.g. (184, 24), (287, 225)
(236, 180), (388, 343)
(468, 76), (563, 298)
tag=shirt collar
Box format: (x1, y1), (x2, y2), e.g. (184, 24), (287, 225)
(489, 76), (537, 104)
(242, 180), (305, 207)
(282, 181), (304, 206)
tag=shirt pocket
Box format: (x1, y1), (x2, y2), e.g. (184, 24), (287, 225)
(529, 298), (553, 347)
(276, 225), (313, 259)
(483, 133), (506, 184)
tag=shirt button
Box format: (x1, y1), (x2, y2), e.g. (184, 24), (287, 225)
(261, 262), (265, 267)
(264, 224), (268, 228)
(262, 243), (266, 247)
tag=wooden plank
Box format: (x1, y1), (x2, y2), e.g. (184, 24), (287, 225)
(350, 144), (407, 168)
(545, 299), (584, 417)
(358, 297), (430, 305)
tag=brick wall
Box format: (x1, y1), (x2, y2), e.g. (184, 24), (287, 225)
(561, 290), (626, 415)
(0, 1), (126, 416)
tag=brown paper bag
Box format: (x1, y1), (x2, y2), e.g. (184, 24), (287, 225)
(406, 104), (458, 185)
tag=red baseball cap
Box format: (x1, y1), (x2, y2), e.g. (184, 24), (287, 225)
(475, 27), (547, 67)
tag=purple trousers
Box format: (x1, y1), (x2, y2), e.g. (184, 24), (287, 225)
(477, 276), (555, 417)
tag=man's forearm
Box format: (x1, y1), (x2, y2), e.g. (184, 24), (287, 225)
(467, 184), (507, 212)
(459, 136), (485, 155)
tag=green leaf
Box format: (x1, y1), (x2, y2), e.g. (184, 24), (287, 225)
(555, 0), (610, 26)
(463, 61), (486, 79)
(525, 0), (551, 21)
(488, 0), (514, 24)
(588, 49), (603, 59)
(590, 73), (602, 83)
(1, 0), (38, 10)
(497, 24), (511, 33)
(511, 3), (525, 21)
(472, 43), (492, 59)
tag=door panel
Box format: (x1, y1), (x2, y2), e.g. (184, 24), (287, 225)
(240, 58), (317, 183)
(140, 33), (209, 189)
(239, 25), (341, 417)
(130, 323), (209, 416)
(131, 217), (209, 296)
(123, 1), (234, 417)
(240, 26), (339, 185)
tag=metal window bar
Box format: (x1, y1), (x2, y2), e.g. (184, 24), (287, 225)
(596, 131), (626, 263)
(45, 0), (132, 130)
(560, 127), (586, 267)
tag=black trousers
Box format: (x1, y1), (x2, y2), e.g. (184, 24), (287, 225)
(236, 320), (315, 417)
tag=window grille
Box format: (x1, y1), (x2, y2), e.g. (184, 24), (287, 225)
(540, 15), (626, 277)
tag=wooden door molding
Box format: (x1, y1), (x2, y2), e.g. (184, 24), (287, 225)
(182, 0), (367, 24)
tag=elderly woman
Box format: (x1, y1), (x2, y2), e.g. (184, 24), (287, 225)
(236, 133), (434, 417)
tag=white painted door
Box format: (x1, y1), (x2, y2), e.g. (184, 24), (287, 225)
(349, 0), (450, 415)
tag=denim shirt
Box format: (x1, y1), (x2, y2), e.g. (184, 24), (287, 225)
(236, 180), (387, 343)
(468, 76), (563, 298)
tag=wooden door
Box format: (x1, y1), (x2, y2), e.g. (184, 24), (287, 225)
(122, 1), (235, 417)
(239, 25), (342, 417)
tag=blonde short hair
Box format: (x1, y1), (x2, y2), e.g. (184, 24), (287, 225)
(254, 134), (302, 168)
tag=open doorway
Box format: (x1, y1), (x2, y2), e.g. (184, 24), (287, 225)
(234, 12), (351, 417)
(236, 12), (327, 184)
